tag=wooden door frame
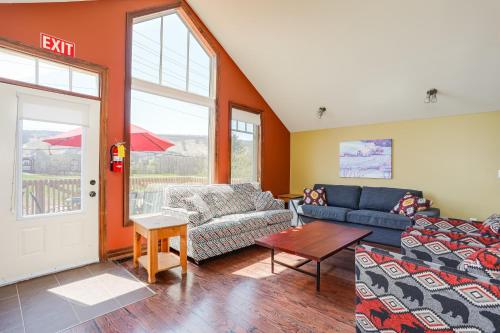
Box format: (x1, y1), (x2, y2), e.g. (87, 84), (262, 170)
(0, 37), (110, 261)
(228, 102), (263, 184)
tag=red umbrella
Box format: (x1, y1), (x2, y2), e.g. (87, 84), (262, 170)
(43, 127), (82, 147)
(43, 124), (175, 152)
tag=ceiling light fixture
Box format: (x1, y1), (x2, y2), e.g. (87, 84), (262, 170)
(317, 106), (327, 119)
(424, 88), (438, 103)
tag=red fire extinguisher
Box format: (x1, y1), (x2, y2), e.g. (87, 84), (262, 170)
(110, 143), (125, 173)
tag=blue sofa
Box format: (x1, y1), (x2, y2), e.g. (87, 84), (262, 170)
(294, 184), (440, 247)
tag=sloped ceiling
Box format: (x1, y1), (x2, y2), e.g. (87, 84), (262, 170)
(188, 0), (500, 132)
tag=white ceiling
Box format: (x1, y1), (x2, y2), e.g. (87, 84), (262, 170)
(188, 0), (500, 132)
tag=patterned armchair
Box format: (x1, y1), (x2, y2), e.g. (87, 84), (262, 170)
(355, 245), (500, 333)
(401, 215), (499, 269)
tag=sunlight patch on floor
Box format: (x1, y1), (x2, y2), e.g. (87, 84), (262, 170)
(49, 272), (146, 306)
(231, 253), (306, 279)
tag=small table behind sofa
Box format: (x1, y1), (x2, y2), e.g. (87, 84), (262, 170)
(293, 185), (440, 247)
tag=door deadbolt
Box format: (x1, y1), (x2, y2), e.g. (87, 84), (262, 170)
(89, 191), (96, 197)
(90, 179), (96, 185)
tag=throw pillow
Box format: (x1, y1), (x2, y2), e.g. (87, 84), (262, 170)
(391, 192), (432, 218)
(457, 246), (500, 279)
(480, 214), (500, 237)
(254, 191), (283, 211)
(181, 194), (214, 225)
(303, 187), (327, 206)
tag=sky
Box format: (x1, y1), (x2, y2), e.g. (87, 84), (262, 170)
(131, 12), (212, 137)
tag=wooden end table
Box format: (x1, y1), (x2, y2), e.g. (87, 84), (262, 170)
(132, 214), (187, 283)
(277, 193), (302, 208)
(255, 221), (371, 291)
(277, 193), (303, 226)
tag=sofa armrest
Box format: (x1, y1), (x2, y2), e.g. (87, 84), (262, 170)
(274, 198), (285, 210)
(355, 245), (499, 333)
(161, 206), (206, 228)
(415, 207), (440, 217)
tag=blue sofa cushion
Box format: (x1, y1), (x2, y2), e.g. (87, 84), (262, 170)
(358, 186), (423, 212)
(346, 209), (412, 231)
(313, 184), (362, 209)
(301, 205), (351, 222)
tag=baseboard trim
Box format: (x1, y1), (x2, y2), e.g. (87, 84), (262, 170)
(107, 245), (146, 261)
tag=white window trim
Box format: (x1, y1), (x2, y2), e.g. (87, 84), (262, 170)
(0, 47), (100, 98)
(230, 110), (262, 184)
(132, 78), (214, 108)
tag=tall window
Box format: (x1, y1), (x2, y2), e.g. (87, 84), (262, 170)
(129, 10), (216, 217)
(231, 107), (261, 184)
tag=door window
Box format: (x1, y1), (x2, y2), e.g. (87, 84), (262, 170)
(19, 120), (84, 217)
(16, 93), (90, 218)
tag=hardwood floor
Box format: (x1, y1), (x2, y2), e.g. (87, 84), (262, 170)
(66, 244), (393, 333)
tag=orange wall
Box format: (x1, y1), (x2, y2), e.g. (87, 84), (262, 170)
(0, 0), (290, 251)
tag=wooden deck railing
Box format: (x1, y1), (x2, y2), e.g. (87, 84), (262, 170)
(22, 178), (81, 216)
(129, 175), (208, 192)
(22, 175), (209, 216)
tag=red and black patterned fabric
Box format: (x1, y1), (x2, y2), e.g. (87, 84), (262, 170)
(413, 214), (483, 234)
(458, 246), (500, 280)
(407, 226), (499, 247)
(480, 214), (500, 238)
(401, 229), (487, 268)
(302, 187), (327, 206)
(355, 245), (500, 333)
(391, 193), (432, 218)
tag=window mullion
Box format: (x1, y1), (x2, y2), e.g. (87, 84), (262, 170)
(69, 67), (73, 92)
(35, 58), (39, 85)
(132, 77), (214, 108)
(159, 16), (164, 85)
(186, 32), (190, 92)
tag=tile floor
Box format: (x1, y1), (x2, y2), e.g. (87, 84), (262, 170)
(0, 261), (154, 333)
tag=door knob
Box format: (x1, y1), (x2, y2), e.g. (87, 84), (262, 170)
(89, 191), (96, 197)
(90, 179), (96, 185)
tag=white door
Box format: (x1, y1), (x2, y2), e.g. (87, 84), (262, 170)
(0, 82), (101, 285)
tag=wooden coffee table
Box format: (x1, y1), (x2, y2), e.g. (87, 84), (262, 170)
(255, 221), (371, 291)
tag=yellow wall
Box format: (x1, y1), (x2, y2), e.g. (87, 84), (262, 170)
(290, 111), (500, 220)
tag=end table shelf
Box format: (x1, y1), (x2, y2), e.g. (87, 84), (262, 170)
(138, 252), (181, 272)
(132, 214), (188, 283)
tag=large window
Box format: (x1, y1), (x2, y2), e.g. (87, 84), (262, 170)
(230, 107), (261, 184)
(128, 9), (215, 217)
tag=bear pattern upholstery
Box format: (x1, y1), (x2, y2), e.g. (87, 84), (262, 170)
(355, 245), (500, 333)
(401, 230), (487, 268)
(402, 225), (499, 269)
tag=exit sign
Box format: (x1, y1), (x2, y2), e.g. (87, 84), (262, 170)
(40, 33), (75, 57)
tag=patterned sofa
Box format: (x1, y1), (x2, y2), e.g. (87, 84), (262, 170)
(401, 215), (499, 269)
(161, 183), (293, 263)
(355, 214), (500, 333)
